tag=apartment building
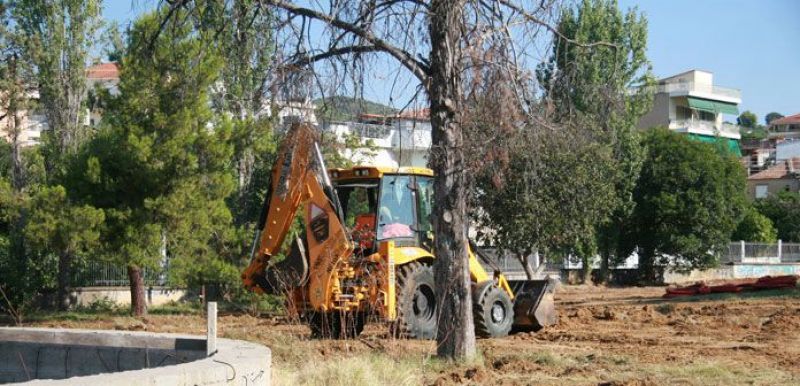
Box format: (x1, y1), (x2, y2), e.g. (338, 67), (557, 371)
(768, 113), (800, 141)
(747, 157), (800, 199)
(637, 70), (743, 155)
(323, 109), (431, 168)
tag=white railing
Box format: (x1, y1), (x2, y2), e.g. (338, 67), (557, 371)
(721, 241), (800, 264)
(656, 82), (741, 99)
(349, 122), (391, 139)
(670, 119), (741, 138)
(720, 122), (742, 136)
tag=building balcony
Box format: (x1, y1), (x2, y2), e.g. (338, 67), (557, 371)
(331, 121), (431, 150)
(669, 119), (741, 140)
(656, 82), (741, 104)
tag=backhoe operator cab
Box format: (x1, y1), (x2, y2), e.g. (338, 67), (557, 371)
(333, 168), (433, 253)
(241, 123), (556, 339)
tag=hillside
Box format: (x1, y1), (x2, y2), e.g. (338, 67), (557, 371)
(314, 95), (397, 122)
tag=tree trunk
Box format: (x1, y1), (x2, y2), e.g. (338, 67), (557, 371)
(128, 265), (147, 317)
(428, 0), (474, 361)
(10, 122), (24, 191)
(56, 251), (72, 311)
(581, 255), (593, 285)
(519, 252), (536, 281)
(599, 247), (610, 285)
(638, 245), (658, 284)
(7, 55), (25, 191)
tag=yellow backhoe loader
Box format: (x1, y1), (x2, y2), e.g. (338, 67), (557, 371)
(242, 123), (556, 338)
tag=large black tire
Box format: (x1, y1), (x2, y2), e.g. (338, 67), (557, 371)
(473, 282), (514, 338)
(307, 311), (365, 339)
(394, 262), (437, 339)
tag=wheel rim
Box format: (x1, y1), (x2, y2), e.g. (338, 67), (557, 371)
(491, 301), (506, 323)
(413, 283), (436, 321)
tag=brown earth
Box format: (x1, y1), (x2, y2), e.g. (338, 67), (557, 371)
(20, 285), (800, 385)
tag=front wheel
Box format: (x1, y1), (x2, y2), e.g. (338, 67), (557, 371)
(473, 281), (514, 338)
(393, 262), (438, 339)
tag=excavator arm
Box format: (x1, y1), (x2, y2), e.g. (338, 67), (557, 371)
(241, 123), (353, 309)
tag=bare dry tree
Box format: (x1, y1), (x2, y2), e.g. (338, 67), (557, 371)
(156, 0), (612, 360)
(254, 0), (582, 360)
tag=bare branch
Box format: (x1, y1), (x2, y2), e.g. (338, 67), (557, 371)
(284, 45), (383, 68)
(263, 0), (430, 81)
(494, 0), (619, 49)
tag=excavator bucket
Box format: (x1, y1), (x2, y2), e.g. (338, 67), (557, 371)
(509, 278), (558, 332)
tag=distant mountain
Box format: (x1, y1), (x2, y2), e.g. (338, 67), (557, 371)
(314, 96), (397, 122)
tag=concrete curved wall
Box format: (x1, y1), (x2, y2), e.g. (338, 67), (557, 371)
(0, 327), (270, 385)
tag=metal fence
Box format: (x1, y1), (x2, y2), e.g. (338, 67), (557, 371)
(721, 241), (800, 264)
(70, 261), (166, 287)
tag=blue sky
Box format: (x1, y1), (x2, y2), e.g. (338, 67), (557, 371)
(618, 0), (800, 122)
(103, 0), (800, 122)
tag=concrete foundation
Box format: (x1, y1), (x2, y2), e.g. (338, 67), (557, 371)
(0, 328), (270, 385)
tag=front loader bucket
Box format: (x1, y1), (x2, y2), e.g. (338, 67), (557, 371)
(509, 278), (558, 332)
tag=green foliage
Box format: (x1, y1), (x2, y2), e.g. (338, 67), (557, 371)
(732, 206), (777, 242)
(536, 0), (654, 279)
(149, 300), (202, 315)
(755, 191), (800, 242)
(63, 10), (235, 311)
(0, 178), (57, 322)
(13, 0), (101, 165)
(75, 296), (123, 314)
(475, 129), (616, 265)
(23, 185), (104, 258)
(315, 96), (397, 122)
(737, 111), (758, 129)
(765, 112), (784, 126)
(633, 129), (747, 279)
(741, 126), (768, 141)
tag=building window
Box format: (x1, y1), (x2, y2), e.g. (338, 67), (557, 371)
(698, 110), (716, 122)
(755, 184), (768, 199)
(676, 106), (692, 120)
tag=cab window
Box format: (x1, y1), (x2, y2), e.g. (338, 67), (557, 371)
(377, 175), (415, 239)
(336, 183), (378, 228)
(416, 176), (434, 232)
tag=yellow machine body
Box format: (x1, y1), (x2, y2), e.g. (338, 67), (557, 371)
(242, 123), (556, 338)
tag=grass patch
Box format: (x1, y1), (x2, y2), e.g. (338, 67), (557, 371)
(533, 351), (560, 366)
(149, 300), (202, 315)
(644, 360), (796, 385)
(665, 287), (800, 304)
(274, 353), (425, 386)
(656, 303), (676, 315)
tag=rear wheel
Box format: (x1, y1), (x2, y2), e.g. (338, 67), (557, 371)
(473, 282), (514, 338)
(307, 311), (365, 339)
(394, 262), (437, 339)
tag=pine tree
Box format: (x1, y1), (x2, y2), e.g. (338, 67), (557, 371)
(67, 10), (233, 316)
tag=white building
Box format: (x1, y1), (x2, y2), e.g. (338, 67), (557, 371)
(776, 140), (800, 161)
(637, 70), (743, 155)
(0, 101), (47, 147)
(322, 109), (432, 168)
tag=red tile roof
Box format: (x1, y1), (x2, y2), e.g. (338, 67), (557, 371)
(770, 113), (800, 127)
(358, 108), (430, 122)
(748, 157), (800, 180)
(396, 108), (430, 120)
(86, 62), (119, 80)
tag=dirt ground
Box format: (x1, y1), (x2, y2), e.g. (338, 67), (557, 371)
(23, 285), (800, 386)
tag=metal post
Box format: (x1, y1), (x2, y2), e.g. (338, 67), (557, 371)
(778, 239), (783, 262)
(740, 240), (746, 262)
(207, 302), (217, 356)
